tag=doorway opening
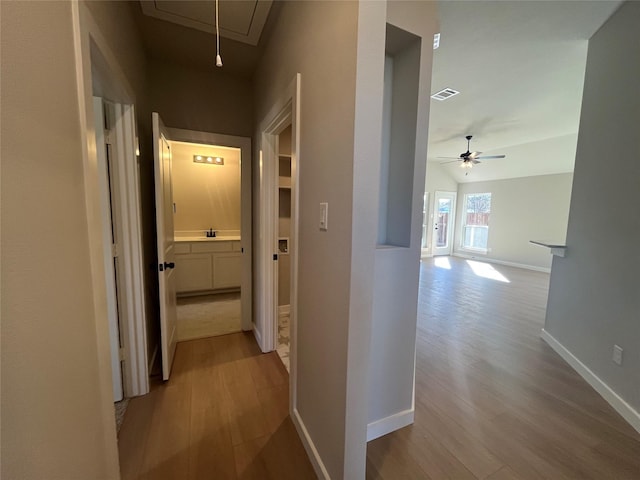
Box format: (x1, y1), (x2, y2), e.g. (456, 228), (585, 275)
(153, 119), (253, 380)
(168, 141), (243, 341)
(276, 125), (293, 372)
(254, 74), (300, 421)
(432, 190), (457, 256)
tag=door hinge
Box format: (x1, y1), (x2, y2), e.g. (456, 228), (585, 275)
(273, 253), (278, 261)
(118, 347), (126, 362)
(111, 243), (118, 258)
(105, 129), (113, 145)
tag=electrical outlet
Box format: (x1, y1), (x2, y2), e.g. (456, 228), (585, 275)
(612, 345), (623, 366)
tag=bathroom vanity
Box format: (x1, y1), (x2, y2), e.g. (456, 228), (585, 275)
(174, 237), (242, 294)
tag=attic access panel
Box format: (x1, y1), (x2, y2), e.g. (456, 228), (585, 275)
(140, 0), (273, 46)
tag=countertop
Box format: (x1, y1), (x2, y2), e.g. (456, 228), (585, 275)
(175, 236), (241, 242)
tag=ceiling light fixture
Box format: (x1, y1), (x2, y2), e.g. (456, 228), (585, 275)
(460, 160), (473, 169)
(215, 0), (223, 67)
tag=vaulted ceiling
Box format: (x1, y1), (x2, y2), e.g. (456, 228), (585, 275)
(428, 0), (621, 183)
(134, 1), (622, 183)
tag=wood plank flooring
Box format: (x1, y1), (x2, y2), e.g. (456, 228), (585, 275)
(118, 332), (315, 480)
(367, 256), (640, 479)
(120, 257), (639, 479)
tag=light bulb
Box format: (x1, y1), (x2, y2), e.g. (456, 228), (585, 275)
(216, 54), (223, 67)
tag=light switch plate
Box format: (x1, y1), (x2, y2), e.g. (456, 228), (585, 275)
(319, 202), (328, 231)
(613, 345), (623, 366)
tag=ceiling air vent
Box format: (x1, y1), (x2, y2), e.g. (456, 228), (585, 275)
(431, 88), (459, 101)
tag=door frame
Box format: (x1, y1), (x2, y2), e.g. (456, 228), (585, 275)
(86, 94), (148, 399)
(93, 98), (125, 402)
(73, 2), (149, 400)
(432, 191), (457, 256)
(165, 127), (253, 332)
(256, 74), (301, 410)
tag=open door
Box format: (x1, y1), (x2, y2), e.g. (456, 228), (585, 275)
(153, 112), (178, 380)
(432, 191), (457, 256)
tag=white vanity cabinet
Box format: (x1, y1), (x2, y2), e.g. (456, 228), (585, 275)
(174, 239), (241, 294)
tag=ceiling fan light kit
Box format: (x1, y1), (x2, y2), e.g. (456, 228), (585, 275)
(438, 135), (506, 169)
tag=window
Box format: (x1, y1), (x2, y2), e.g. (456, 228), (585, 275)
(462, 193), (491, 252)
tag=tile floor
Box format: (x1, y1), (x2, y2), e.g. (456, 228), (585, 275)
(176, 292), (241, 341)
(276, 313), (290, 372)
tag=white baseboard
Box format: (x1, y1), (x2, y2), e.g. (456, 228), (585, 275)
(148, 344), (158, 372)
(541, 329), (640, 433)
(292, 407), (330, 480)
(366, 408), (415, 442)
(278, 304), (290, 316)
(453, 252), (551, 273)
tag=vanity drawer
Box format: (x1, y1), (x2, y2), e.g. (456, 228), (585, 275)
(191, 241), (233, 253)
(174, 243), (191, 254)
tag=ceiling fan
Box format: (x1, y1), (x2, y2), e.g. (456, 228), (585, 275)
(438, 135), (506, 169)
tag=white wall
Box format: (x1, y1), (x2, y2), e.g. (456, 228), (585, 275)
(170, 142), (241, 234)
(545, 1), (640, 414)
(453, 173), (573, 269)
(423, 161), (458, 252)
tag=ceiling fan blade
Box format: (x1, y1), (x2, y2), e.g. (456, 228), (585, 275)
(436, 156), (462, 160)
(440, 159), (461, 165)
(475, 155), (506, 160)
(472, 159), (481, 164)
(469, 151), (482, 159)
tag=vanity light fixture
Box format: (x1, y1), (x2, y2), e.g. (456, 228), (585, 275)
(193, 155), (224, 165)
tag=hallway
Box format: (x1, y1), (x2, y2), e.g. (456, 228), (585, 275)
(117, 333), (315, 479)
(367, 257), (640, 479)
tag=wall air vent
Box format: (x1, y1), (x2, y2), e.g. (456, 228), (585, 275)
(431, 88), (459, 101)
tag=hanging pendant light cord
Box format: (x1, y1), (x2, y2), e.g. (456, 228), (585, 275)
(215, 0), (223, 67)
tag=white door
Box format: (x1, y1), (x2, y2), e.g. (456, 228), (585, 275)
(432, 191), (456, 256)
(153, 112), (178, 381)
(94, 98), (124, 401)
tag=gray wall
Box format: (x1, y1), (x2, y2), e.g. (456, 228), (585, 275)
(545, 1), (640, 412)
(368, 0), (438, 432)
(148, 58), (253, 137)
(454, 173), (573, 269)
(253, 2), (360, 477)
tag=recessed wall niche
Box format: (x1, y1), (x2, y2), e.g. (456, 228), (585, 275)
(377, 24), (422, 247)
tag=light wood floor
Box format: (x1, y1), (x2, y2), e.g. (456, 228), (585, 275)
(367, 256), (640, 479)
(118, 332), (315, 480)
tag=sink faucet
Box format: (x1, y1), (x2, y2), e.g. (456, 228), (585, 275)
(206, 228), (216, 238)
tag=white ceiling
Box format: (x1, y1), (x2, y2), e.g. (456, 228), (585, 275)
(428, 0), (622, 183)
